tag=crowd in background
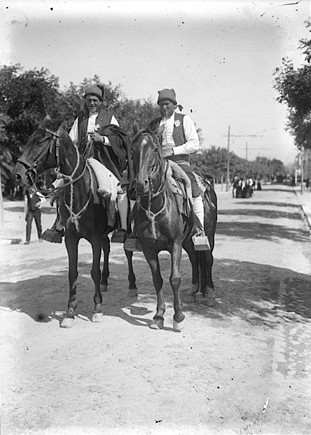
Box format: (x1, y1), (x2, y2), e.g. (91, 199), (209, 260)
(231, 176), (262, 199)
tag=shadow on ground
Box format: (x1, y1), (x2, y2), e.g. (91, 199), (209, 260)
(216, 220), (309, 242)
(1, 255), (311, 328)
(218, 208), (302, 220)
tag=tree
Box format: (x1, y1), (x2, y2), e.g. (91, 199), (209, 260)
(0, 64), (64, 192)
(273, 20), (311, 150)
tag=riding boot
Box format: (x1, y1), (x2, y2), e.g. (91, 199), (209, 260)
(111, 189), (128, 243)
(192, 196), (210, 251)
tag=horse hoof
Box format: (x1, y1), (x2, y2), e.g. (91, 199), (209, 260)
(60, 317), (74, 328)
(173, 319), (184, 332)
(92, 312), (104, 323)
(149, 319), (164, 330)
(127, 289), (138, 298)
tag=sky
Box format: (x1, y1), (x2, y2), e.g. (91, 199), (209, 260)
(0, 0), (310, 163)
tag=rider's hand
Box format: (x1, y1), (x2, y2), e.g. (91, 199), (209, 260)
(89, 132), (105, 144)
(162, 145), (174, 158)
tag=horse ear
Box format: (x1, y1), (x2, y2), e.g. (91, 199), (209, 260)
(132, 122), (140, 136)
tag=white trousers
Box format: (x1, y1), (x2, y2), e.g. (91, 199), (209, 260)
(192, 196), (204, 228)
(88, 158), (120, 202)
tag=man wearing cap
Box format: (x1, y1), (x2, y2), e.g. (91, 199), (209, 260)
(148, 88), (208, 249)
(42, 84), (132, 243)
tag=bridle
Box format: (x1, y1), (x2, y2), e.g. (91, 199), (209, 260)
(17, 128), (61, 185)
(18, 127), (93, 229)
(134, 131), (169, 236)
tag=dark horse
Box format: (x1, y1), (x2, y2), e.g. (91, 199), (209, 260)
(131, 127), (217, 331)
(14, 118), (137, 328)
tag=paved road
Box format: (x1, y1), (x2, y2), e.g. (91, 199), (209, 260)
(1, 184), (311, 434)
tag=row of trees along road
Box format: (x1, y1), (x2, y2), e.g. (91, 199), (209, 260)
(0, 63), (288, 196)
(273, 19), (311, 181)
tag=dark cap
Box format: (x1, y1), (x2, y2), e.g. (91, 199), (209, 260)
(84, 84), (103, 101)
(157, 88), (177, 105)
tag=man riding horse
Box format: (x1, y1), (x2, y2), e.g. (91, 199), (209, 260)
(148, 88), (209, 249)
(42, 84), (133, 243)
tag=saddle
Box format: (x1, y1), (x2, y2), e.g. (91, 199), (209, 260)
(167, 161), (209, 217)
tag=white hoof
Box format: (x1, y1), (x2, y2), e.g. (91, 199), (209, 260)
(173, 319), (184, 332)
(92, 312), (104, 323)
(60, 317), (74, 328)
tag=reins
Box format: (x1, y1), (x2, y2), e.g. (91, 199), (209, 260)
(21, 127), (94, 230)
(135, 132), (170, 237)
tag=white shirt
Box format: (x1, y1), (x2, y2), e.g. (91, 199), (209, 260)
(69, 113), (119, 145)
(159, 113), (199, 155)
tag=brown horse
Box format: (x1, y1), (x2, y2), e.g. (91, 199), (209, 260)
(14, 117), (137, 328)
(131, 126), (217, 331)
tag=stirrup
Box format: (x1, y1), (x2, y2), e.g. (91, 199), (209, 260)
(41, 228), (64, 243)
(124, 234), (142, 252)
(192, 232), (210, 251)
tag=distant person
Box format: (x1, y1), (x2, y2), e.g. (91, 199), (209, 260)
(148, 88), (208, 248)
(24, 186), (45, 244)
(306, 178), (310, 190)
(232, 176), (239, 198)
(257, 179), (262, 191)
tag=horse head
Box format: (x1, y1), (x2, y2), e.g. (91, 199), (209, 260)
(14, 116), (69, 187)
(131, 127), (165, 196)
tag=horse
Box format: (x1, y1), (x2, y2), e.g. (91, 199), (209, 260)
(14, 117), (137, 328)
(130, 126), (217, 331)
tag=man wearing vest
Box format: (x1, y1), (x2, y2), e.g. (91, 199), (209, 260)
(149, 88), (209, 249)
(42, 84), (132, 243)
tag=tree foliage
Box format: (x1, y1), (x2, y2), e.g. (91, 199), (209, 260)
(0, 64), (159, 189)
(190, 147), (285, 183)
(273, 19), (311, 150)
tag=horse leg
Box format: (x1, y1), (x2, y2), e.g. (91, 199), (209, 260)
(61, 234), (79, 328)
(100, 235), (110, 292)
(170, 242), (185, 331)
(91, 240), (105, 323)
(202, 250), (216, 307)
(182, 241), (199, 303)
(124, 249), (137, 297)
(145, 250), (165, 330)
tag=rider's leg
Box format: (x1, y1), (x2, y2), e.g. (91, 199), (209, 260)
(111, 187), (129, 242)
(117, 188), (128, 231)
(178, 164), (210, 250)
(88, 158), (119, 202)
(192, 195), (204, 229)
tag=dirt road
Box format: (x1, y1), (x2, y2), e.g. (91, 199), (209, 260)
(1, 184), (311, 434)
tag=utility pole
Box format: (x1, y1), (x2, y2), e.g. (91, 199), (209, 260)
(224, 129), (263, 191)
(226, 125), (230, 192)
